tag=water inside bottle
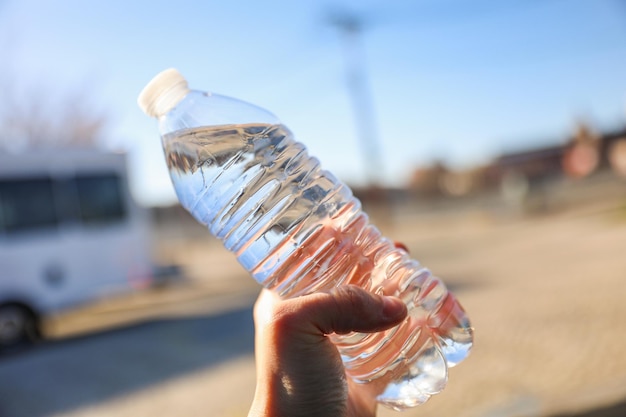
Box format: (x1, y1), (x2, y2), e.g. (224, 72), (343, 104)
(162, 123), (473, 410)
(162, 123), (372, 295)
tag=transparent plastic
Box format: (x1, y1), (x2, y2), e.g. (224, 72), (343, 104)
(139, 69), (473, 411)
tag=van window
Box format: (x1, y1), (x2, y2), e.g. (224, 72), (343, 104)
(75, 174), (126, 224)
(0, 173), (126, 233)
(0, 178), (58, 233)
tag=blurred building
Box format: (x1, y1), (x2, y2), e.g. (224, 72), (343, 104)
(489, 122), (626, 186)
(407, 123), (626, 198)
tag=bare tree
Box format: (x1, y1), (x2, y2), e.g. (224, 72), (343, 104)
(0, 76), (109, 151)
(0, 19), (109, 152)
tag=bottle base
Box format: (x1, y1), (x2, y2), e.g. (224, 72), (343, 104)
(374, 337), (448, 410)
(377, 390), (430, 412)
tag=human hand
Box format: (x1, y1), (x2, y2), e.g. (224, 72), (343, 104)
(247, 285), (408, 417)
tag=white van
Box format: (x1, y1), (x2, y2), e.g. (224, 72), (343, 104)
(0, 149), (155, 348)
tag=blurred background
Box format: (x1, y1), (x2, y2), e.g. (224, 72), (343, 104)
(1, 0), (626, 416)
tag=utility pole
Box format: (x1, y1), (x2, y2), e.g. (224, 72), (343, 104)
(329, 11), (385, 188)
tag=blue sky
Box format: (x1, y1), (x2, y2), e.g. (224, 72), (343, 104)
(1, 0), (625, 206)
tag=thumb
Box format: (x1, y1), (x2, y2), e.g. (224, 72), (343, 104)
(279, 285), (407, 336)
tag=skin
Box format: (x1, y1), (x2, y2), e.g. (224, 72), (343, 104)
(248, 285), (408, 417)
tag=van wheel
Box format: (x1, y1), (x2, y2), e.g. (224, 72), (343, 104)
(0, 304), (39, 348)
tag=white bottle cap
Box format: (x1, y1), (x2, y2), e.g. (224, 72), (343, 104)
(137, 68), (190, 118)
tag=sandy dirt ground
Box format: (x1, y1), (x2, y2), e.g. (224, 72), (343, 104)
(6, 177), (626, 417)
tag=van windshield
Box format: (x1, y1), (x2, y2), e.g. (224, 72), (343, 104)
(75, 174), (126, 224)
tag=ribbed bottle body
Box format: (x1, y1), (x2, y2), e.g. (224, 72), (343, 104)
(162, 122), (472, 410)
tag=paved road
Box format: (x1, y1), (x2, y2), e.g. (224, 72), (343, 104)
(0, 302), (255, 417)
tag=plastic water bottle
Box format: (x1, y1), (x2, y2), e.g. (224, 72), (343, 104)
(138, 68), (473, 411)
